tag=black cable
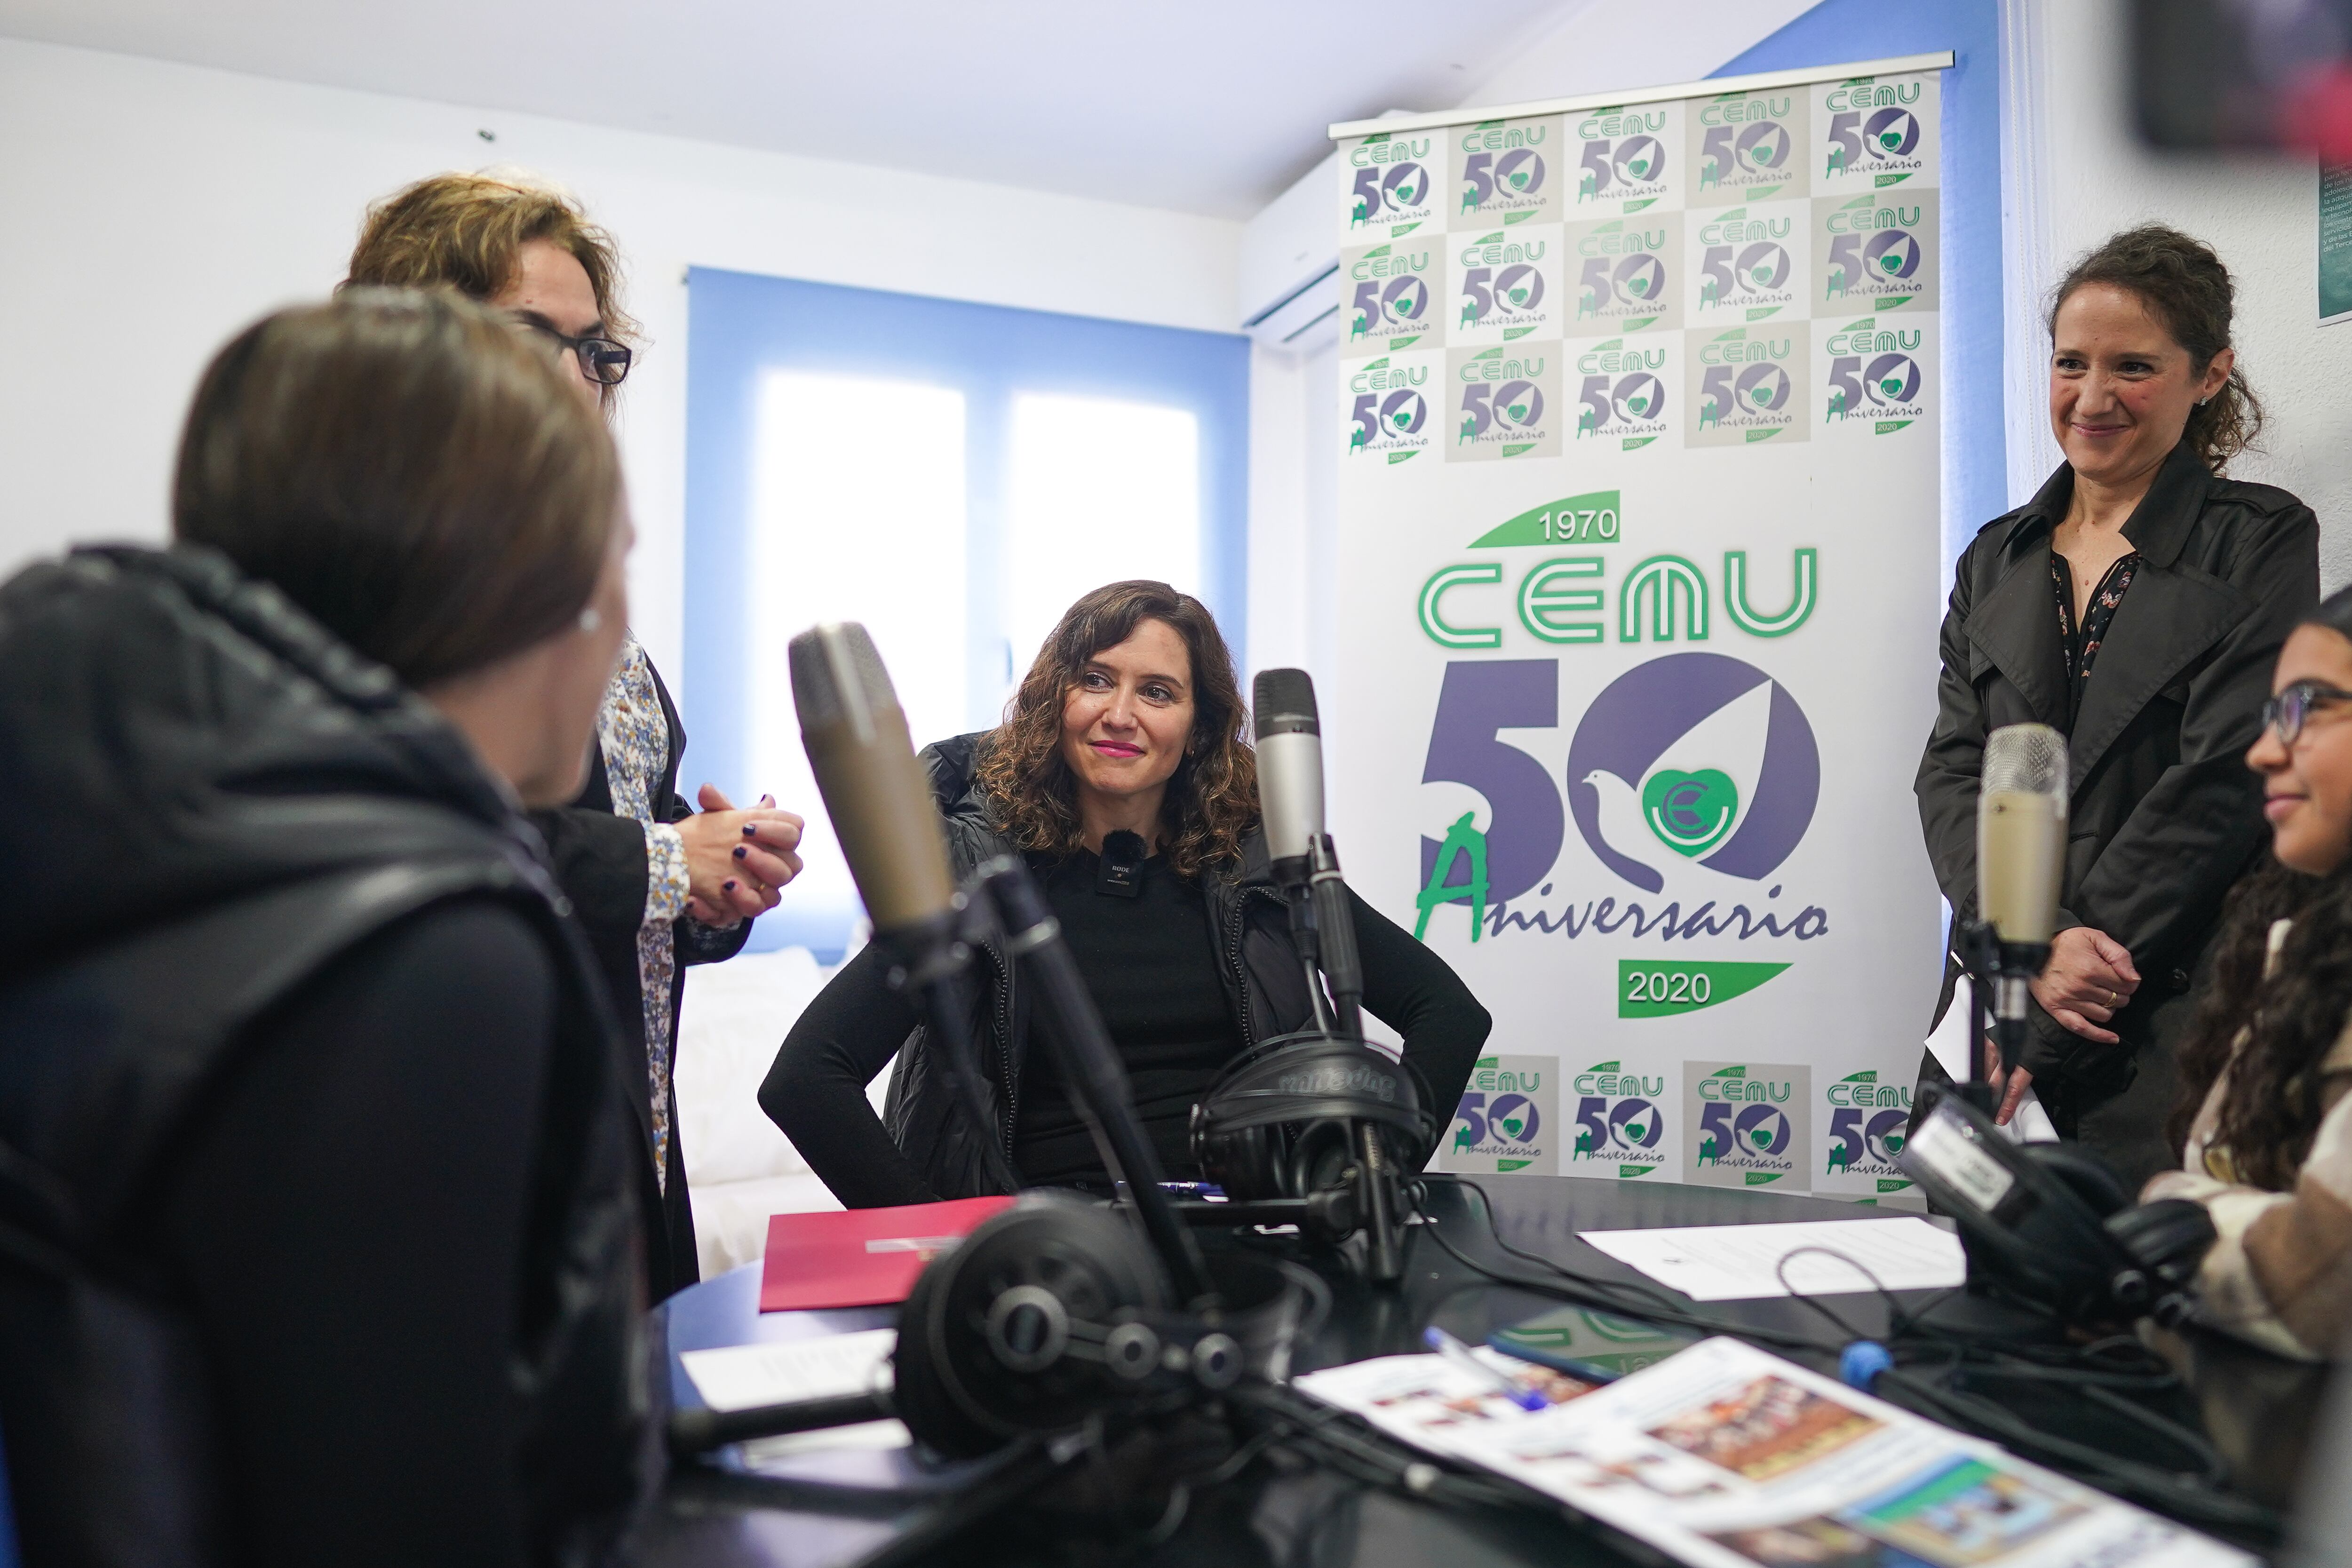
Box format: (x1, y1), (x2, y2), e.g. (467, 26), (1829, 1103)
(1877, 1368), (2282, 1543)
(1412, 1182), (1825, 1353)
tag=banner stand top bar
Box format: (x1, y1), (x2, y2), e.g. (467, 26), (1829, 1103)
(1327, 49), (1955, 142)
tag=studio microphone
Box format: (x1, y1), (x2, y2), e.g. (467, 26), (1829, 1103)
(789, 622), (956, 959)
(789, 623), (1018, 1193)
(1248, 671), (1405, 1281)
(1255, 669), (1324, 891)
(1253, 670), (1363, 1039)
(1971, 722), (2067, 1100)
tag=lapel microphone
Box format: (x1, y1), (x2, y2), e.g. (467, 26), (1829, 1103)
(1096, 829), (1146, 898)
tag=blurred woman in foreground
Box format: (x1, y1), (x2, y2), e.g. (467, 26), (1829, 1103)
(0, 291), (645, 1565)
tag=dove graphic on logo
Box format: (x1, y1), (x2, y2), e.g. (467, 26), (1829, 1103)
(1566, 653), (1819, 895)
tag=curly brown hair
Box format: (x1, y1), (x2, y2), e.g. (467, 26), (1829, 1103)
(341, 171), (640, 402)
(2048, 224), (2262, 474)
(2168, 587), (2352, 1188)
(977, 581), (1257, 880)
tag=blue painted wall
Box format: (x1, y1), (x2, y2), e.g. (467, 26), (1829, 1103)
(1715, 0), (2005, 573)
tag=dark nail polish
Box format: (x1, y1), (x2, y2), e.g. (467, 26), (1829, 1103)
(732, 845), (747, 860)
(742, 824), (757, 836)
(723, 879), (738, 891)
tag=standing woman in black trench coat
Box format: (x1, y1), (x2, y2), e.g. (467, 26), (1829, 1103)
(1915, 226), (2319, 1190)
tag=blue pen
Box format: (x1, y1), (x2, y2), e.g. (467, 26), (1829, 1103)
(1423, 1325), (1546, 1411)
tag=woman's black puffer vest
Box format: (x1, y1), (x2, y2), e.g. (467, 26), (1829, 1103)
(0, 548), (645, 1567)
(880, 732), (1320, 1200)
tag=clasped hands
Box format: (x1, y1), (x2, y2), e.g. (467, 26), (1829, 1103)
(678, 784), (805, 926)
(1982, 925), (2138, 1125)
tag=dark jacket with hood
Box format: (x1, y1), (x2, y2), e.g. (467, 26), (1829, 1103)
(1914, 444), (2319, 1185)
(0, 548), (646, 1567)
(764, 732), (1491, 1206)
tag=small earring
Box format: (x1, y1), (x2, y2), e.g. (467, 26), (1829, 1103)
(578, 607), (603, 634)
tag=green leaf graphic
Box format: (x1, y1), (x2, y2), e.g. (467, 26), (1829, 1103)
(1643, 768), (1737, 855)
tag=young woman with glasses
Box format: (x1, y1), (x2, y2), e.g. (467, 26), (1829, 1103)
(1912, 226), (2319, 1188)
(2142, 586), (2352, 1358)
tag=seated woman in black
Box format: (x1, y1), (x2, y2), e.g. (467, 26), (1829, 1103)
(763, 579), (1491, 1204)
(0, 291), (645, 1565)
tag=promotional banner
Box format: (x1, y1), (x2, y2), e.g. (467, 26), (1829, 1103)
(1334, 61), (1947, 1205)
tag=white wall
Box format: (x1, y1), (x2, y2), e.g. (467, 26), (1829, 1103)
(0, 38), (1243, 691)
(2005, 0), (2352, 583)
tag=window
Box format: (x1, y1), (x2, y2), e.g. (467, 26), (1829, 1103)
(1005, 392), (1202, 695)
(685, 269), (1250, 957)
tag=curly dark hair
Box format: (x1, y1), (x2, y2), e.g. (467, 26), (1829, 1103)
(2168, 585), (2352, 1188)
(976, 581), (1257, 880)
(2048, 224), (2262, 474)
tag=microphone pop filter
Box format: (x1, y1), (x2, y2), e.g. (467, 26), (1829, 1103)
(1253, 668), (1318, 739)
(1982, 722), (2067, 798)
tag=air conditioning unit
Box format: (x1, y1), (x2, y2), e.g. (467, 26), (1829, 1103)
(1240, 150), (1340, 353)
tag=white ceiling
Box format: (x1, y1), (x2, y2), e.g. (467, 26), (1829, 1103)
(0, 0), (1575, 218)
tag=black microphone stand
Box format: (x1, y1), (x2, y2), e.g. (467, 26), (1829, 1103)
(1953, 919), (2049, 1118)
(1305, 835), (1402, 1282)
(1267, 837), (1404, 1284)
(966, 857), (1219, 1310)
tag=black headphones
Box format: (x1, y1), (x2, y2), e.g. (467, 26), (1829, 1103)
(892, 1194), (1276, 1458)
(1900, 1092), (2216, 1328)
(1188, 1031), (1437, 1205)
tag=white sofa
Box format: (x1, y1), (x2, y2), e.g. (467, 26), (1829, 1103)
(675, 946), (889, 1278)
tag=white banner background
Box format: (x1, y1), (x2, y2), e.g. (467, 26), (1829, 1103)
(1331, 60), (1948, 1204)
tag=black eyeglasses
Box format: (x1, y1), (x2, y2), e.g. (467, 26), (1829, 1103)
(2262, 679), (2352, 746)
(517, 318), (633, 387)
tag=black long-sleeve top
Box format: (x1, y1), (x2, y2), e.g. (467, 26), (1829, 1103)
(154, 904), (565, 1568)
(763, 848), (1488, 1208)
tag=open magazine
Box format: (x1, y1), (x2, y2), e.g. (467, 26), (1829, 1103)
(1295, 1336), (2252, 1568)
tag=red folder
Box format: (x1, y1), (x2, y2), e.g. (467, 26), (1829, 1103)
(759, 1196), (1016, 1313)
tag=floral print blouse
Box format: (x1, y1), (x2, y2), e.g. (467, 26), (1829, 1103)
(2050, 549), (2141, 720)
(596, 637), (691, 1191)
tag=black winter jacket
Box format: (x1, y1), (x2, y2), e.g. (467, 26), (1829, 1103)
(1914, 445), (2318, 1143)
(885, 733), (1334, 1200)
(0, 548), (646, 1566)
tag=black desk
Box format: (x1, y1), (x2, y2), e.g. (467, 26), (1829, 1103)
(640, 1175), (2312, 1566)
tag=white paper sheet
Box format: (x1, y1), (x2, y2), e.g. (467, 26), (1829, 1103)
(1927, 992), (2063, 1144)
(679, 1327), (897, 1412)
(1579, 1218), (1966, 1302)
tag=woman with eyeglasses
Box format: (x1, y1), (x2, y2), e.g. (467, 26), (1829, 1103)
(2141, 587), (2352, 1358)
(1913, 226), (2317, 1189)
(343, 173), (806, 1299)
